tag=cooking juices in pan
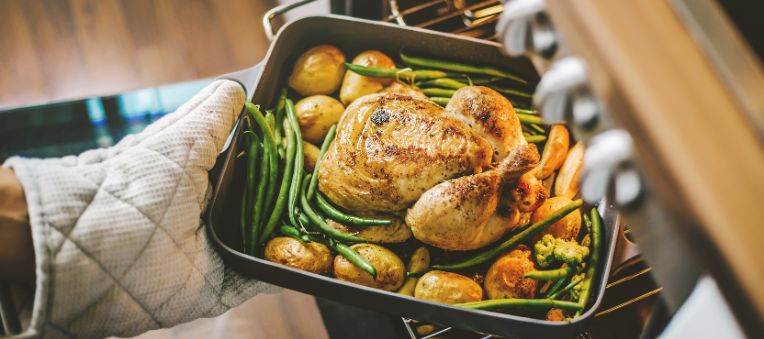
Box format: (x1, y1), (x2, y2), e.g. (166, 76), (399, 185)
(236, 44), (600, 322)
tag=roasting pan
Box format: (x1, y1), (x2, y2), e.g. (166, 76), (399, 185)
(206, 15), (621, 339)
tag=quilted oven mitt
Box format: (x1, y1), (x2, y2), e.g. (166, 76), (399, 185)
(3, 80), (277, 339)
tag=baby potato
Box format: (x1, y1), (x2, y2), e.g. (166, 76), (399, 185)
(484, 245), (538, 300)
(288, 45), (346, 96)
(303, 141), (321, 172)
(340, 50), (396, 105)
(295, 95), (345, 144)
(264, 237), (332, 275)
(333, 243), (405, 291)
(531, 196), (582, 242)
(414, 271), (483, 304)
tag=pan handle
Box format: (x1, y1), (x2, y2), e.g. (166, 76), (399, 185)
(263, 0), (317, 42)
(217, 62), (264, 101)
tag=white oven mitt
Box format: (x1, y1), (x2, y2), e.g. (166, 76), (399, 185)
(3, 80), (277, 339)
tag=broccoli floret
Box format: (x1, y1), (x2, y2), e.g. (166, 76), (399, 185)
(570, 273), (586, 300)
(553, 238), (590, 266)
(533, 234), (590, 268)
(534, 234), (557, 268)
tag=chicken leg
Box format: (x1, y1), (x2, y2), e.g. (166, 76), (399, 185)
(406, 145), (540, 250)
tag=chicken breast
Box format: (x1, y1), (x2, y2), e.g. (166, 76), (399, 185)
(406, 145), (540, 250)
(318, 93), (493, 212)
(444, 86), (526, 160)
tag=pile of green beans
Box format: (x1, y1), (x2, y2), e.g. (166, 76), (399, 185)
(344, 63), (448, 81)
(400, 52), (527, 85)
(575, 208), (603, 316)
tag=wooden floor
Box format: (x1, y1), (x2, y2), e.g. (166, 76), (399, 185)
(0, 0), (274, 109)
(0, 1), (330, 338)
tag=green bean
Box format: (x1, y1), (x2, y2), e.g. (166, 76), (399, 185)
(490, 86), (533, 99)
(244, 103), (278, 237)
(531, 123), (546, 134)
(543, 277), (569, 298)
(429, 97), (451, 107)
(307, 124), (336, 201)
(250, 139), (269, 254)
(241, 131), (259, 251)
(515, 108), (538, 115)
(456, 298), (582, 311)
(432, 199), (583, 271)
(274, 89), (287, 159)
(517, 114), (546, 125)
(464, 76), (504, 85)
(316, 193), (392, 227)
(344, 63), (448, 81)
(280, 225), (303, 241)
(400, 52), (527, 85)
(525, 266), (575, 281)
(549, 275), (584, 300)
(331, 239), (377, 278)
(576, 208), (603, 316)
(259, 119), (296, 245)
(263, 112), (279, 216)
(285, 98), (304, 227)
(525, 135), (547, 143)
(421, 87), (456, 98)
(300, 174), (365, 243)
(419, 78), (467, 90)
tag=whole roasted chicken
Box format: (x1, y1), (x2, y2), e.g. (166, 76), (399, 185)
(318, 86), (539, 250)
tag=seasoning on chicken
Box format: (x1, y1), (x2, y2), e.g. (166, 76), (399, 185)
(406, 145), (539, 250)
(318, 93), (493, 212)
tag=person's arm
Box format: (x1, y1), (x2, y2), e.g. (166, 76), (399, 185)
(0, 166), (34, 283)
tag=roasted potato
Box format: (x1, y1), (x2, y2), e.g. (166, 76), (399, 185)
(531, 196), (582, 241)
(510, 171), (548, 212)
(288, 45), (346, 96)
(414, 270), (483, 304)
(333, 243), (405, 291)
(398, 246), (431, 296)
(264, 237), (332, 274)
(340, 50), (396, 105)
(554, 141), (584, 199)
(484, 245), (538, 299)
(303, 141), (321, 172)
(536, 125), (570, 179)
(546, 308), (565, 322)
(295, 94), (345, 144)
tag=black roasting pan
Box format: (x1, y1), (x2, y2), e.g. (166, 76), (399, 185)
(207, 15), (621, 339)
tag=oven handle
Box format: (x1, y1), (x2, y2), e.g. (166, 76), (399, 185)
(263, 0), (318, 42)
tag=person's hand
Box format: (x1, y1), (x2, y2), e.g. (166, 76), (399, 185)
(3, 80), (277, 339)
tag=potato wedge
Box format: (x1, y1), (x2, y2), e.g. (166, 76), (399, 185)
(536, 125), (570, 179)
(555, 141), (585, 199)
